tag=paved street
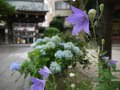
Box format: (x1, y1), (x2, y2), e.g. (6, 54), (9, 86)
(0, 44), (120, 90)
(0, 45), (32, 90)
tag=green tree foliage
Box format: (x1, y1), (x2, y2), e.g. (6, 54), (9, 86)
(0, 0), (15, 16)
(44, 27), (60, 37)
(49, 16), (64, 32)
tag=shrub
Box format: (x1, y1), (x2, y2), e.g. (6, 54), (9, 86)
(44, 27), (60, 37)
(50, 19), (64, 32)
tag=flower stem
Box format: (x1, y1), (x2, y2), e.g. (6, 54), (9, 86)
(91, 20), (96, 42)
(51, 74), (57, 90)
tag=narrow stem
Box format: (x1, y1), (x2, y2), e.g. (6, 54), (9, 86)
(91, 21), (96, 42)
(51, 74), (57, 90)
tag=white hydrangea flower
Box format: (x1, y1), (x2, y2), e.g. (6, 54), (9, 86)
(30, 43), (36, 47)
(71, 83), (76, 89)
(58, 42), (65, 46)
(50, 61), (61, 73)
(64, 42), (74, 50)
(35, 45), (48, 50)
(63, 50), (73, 60)
(68, 65), (73, 69)
(69, 72), (75, 77)
(50, 35), (61, 43)
(35, 38), (43, 43)
(55, 50), (64, 59)
(46, 41), (56, 49)
(42, 37), (50, 43)
(72, 46), (83, 56)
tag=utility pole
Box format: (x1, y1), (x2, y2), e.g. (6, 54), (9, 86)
(103, 0), (114, 58)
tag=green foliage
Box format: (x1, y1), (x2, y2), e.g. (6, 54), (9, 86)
(59, 33), (90, 68)
(19, 35), (87, 80)
(0, 0), (15, 16)
(53, 15), (64, 22)
(97, 50), (120, 90)
(50, 18), (64, 32)
(44, 27), (60, 37)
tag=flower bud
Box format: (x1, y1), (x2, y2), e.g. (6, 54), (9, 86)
(69, 72), (75, 77)
(71, 83), (76, 89)
(101, 39), (105, 45)
(100, 3), (104, 13)
(72, 0), (76, 1)
(88, 9), (96, 21)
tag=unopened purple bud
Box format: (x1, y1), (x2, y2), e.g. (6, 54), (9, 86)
(101, 56), (109, 60)
(108, 60), (117, 65)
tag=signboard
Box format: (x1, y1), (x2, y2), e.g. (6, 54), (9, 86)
(13, 23), (35, 31)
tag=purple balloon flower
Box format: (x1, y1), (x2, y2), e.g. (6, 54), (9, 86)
(66, 6), (89, 35)
(30, 77), (45, 90)
(38, 66), (51, 80)
(101, 56), (109, 60)
(10, 62), (21, 71)
(108, 60), (117, 67)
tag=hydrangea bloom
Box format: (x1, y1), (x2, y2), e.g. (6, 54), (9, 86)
(63, 42), (74, 50)
(66, 6), (89, 35)
(35, 45), (47, 50)
(50, 35), (61, 43)
(55, 50), (64, 59)
(10, 62), (21, 71)
(72, 46), (81, 55)
(30, 77), (45, 90)
(63, 50), (73, 60)
(42, 37), (50, 43)
(30, 38), (43, 47)
(46, 41), (56, 49)
(50, 61), (61, 73)
(38, 66), (51, 80)
(35, 38), (43, 43)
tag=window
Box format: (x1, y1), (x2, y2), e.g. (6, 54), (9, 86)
(55, 1), (71, 10)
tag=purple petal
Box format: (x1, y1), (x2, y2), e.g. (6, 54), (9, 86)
(71, 6), (84, 14)
(66, 14), (83, 25)
(101, 56), (109, 60)
(30, 77), (40, 84)
(31, 84), (42, 90)
(108, 60), (117, 65)
(30, 77), (45, 90)
(83, 20), (89, 34)
(72, 23), (83, 35)
(38, 66), (51, 80)
(10, 62), (21, 71)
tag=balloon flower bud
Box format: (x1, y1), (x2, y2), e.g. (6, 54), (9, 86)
(101, 39), (105, 45)
(88, 9), (96, 21)
(100, 3), (104, 13)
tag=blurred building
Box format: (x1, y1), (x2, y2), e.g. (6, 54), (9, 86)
(0, 0), (48, 44)
(44, 0), (71, 27)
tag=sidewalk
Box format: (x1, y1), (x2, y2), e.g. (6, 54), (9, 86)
(0, 44), (31, 47)
(77, 44), (120, 81)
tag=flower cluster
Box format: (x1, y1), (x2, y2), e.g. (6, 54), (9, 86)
(30, 35), (83, 73)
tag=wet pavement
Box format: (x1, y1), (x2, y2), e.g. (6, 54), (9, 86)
(0, 44), (120, 90)
(0, 45), (32, 90)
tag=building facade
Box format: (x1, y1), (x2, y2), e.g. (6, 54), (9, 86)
(44, 0), (72, 27)
(0, 0), (48, 44)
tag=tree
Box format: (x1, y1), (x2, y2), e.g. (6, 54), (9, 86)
(0, 0), (15, 17)
(69, 0), (88, 9)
